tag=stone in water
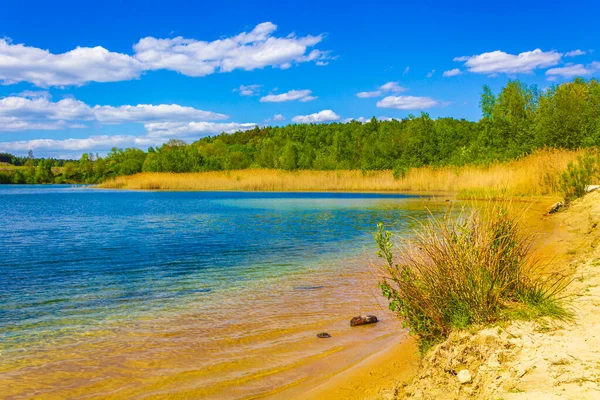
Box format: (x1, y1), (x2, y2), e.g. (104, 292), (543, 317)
(350, 315), (378, 326)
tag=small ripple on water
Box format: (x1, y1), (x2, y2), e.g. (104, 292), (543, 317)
(293, 285), (325, 290)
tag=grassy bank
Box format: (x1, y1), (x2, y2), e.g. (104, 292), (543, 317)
(99, 148), (584, 197)
(390, 192), (600, 399)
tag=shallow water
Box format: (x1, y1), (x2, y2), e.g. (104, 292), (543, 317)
(0, 185), (441, 398)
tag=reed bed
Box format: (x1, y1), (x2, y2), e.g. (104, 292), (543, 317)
(99, 148), (587, 197)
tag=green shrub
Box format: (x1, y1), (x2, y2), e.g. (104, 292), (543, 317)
(392, 164), (409, 180)
(559, 153), (598, 202)
(375, 203), (569, 353)
(0, 172), (11, 184)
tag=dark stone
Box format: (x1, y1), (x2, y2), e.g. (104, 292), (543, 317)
(317, 332), (331, 338)
(350, 315), (378, 327)
(547, 201), (564, 214)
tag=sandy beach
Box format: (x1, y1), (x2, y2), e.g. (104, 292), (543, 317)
(303, 193), (600, 400)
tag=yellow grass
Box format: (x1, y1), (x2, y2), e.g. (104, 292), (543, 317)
(98, 148), (588, 197)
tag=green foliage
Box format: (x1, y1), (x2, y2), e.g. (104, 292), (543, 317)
(375, 205), (569, 353)
(0, 172), (11, 184)
(392, 163), (409, 180)
(34, 159), (54, 183)
(558, 153), (599, 202)
(11, 170), (25, 184)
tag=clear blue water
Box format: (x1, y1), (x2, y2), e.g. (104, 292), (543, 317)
(0, 185), (432, 352)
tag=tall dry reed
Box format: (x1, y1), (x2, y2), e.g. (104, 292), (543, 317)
(98, 149), (587, 197)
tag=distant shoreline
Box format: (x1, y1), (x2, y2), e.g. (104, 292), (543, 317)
(95, 149), (576, 201)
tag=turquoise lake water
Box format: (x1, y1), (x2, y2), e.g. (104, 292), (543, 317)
(0, 185), (441, 397)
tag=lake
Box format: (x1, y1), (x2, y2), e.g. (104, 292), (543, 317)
(0, 185), (440, 398)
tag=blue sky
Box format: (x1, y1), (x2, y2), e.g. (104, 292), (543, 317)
(1, 0), (599, 158)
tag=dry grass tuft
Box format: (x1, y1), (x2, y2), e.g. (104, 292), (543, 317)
(375, 201), (571, 353)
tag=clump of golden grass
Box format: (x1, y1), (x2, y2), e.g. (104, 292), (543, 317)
(375, 201), (570, 353)
(99, 148), (587, 197)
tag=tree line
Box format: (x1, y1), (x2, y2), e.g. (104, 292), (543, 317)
(1, 78), (599, 184)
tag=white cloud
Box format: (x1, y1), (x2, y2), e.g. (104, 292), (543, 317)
(426, 70), (435, 78)
(356, 81), (407, 98)
(0, 39), (144, 87)
(292, 109), (340, 123)
(0, 116), (69, 131)
(144, 121), (257, 138)
(0, 93), (228, 131)
(376, 96), (438, 110)
(0, 121), (259, 156)
(0, 95), (92, 122)
(0, 22), (330, 87)
(442, 68), (462, 77)
(565, 49), (586, 57)
(93, 104), (227, 123)
(344, 116), (368, 123)
(356, 90), (383, 98)
(454, 49), (562, 74)
(273, 113), (285, 121)
(545, 62), (600, 79)
(0, 121), (258, 156)
(344, 116), (392, 124)
(129, 22), (329, 76)
(379, 81), (405, 92)
(234, 84), (261, 96)
(0, 135), (164, 154)
(403, 66), (410, 75)
(260, 89), (317, 102)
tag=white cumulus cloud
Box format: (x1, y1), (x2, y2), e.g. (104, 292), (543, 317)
(344, 116), (393, 124)
(260, 89), (317, 102)
(442, 68), (462, 77)
(273, 114), (285, 121)
(292, 109), (340, 124)
(144, 121), (258, 138)
(565, 49), (586, 57)
(0, 93), (228, 131)
(93, 104), (227, 123)
(0, 22), (330, 87)
(356, 81), (407, 98)
(454, 49), (562, 74)
(545, 62), (600, 79)
(0, 39), (144, 87)
(0, 135), (164, 154)
(376, 96), (438, 110)
(0, 122), (259, 157)
(234, 84), (262, 96)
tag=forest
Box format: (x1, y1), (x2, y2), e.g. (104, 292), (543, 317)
(1, 77), (599, 184)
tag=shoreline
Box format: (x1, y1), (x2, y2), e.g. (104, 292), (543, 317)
(264, 199), (557, 400)
(295, 334), (419, 400)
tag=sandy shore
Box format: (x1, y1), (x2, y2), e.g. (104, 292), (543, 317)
(393, 192), (600, 399)
(281, 194), (600, 399)
(267, 334), (419, 400)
